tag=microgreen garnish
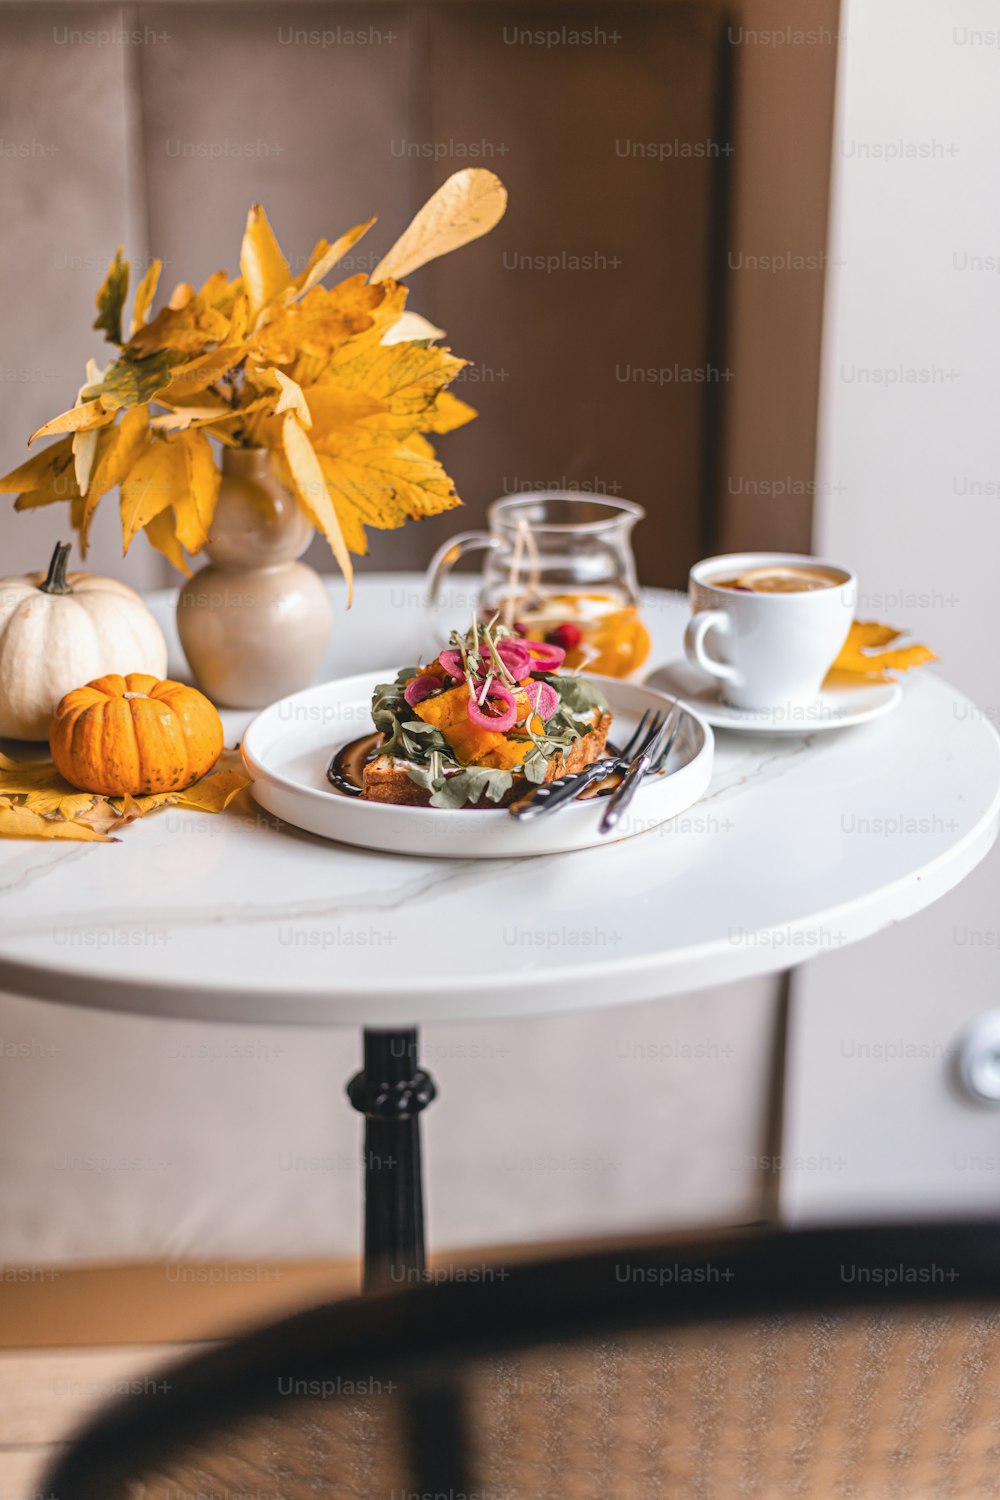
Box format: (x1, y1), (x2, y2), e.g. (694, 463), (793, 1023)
(368, 624), (609, 808)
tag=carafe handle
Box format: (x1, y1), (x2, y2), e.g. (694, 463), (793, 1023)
(426, 531), (502, 608)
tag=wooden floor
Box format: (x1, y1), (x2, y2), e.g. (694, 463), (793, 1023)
(0, 1342), (203, 1497)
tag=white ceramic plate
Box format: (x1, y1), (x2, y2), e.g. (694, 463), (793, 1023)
(645, 659), (903, 735)
(241, 671), (715, 859)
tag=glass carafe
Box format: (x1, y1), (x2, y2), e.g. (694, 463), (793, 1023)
(427, 491), (650, 677)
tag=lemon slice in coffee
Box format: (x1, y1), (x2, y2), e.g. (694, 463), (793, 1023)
(733, 564), (840, 594)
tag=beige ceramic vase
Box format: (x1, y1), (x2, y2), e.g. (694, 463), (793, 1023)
(176, 447), (332, 708)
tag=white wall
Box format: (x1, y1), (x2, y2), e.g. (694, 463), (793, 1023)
(784, 0), (1000, 1219)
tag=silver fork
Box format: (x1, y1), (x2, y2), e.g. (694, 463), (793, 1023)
(508, 708), (665, 821)
(598, 704), (685, 835)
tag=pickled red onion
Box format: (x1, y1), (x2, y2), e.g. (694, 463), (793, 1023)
(525, 680), (559, 722)
(493, 637), (532, 679)
(438, 649), (465, 680)
(520, 639), (566, 671)
(467, 680), (517, 732)
(404, 673), (444, 707)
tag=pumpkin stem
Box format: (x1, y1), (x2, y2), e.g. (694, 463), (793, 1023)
(39, 541), (73, 596)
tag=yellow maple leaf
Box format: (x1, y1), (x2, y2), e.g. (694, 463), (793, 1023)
(29, 399), (116, 445)
(371, 169), (508, 282)
(156, 345), (246, 402)
(151, 406), (242, 435)
(0, 749), (251, 840)
(127, 299), (230, 359)
(0, 757), (75, 792)
(425, 390), (477, 433)
(82, 349), (179, 410)
(827, 621), (938, 682)
(79, 403), (150, 551)
(93, 246), (129, 346)
(173, 765), (252, 812)
(324, 341), (467, 439)
(1, 437), (80, 510)
(120, 435), (186, 550)
(266, 368), (312, 427)
(281, 412), (354, 601)
(0, 803), (113, 842)
(382, 310), (446, 345)
(289, 216), (377, 302)
(199, 268), (240, 304)
(315, 456), (369, 555)
(305, 384), (387, 434)
(130, 259), (162, 337)
(172, 429), (220, 551)
(252, 276), (386, 366)
(143, 505), (190, 575)
(241, 204), (291, 321)
(318, 428), (462, 535)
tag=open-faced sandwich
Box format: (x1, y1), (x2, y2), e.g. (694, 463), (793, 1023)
(363, 617), (612, 808)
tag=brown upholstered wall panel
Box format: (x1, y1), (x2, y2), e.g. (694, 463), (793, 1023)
(718, 0), (841, 554)
(411, 3), (730, 587)
(0, 4), (161, 585)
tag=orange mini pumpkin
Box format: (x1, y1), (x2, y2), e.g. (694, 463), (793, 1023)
(49, 673), (224, 796)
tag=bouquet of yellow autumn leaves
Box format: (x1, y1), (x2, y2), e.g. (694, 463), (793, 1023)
(0, 169), (507, 601)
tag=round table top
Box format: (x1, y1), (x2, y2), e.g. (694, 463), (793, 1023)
(1, 575), (997, 1028)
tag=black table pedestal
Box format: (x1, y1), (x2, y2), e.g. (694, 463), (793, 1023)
(347, 1027), (436, 1293)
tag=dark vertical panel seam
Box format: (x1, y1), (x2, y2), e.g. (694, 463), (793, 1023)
(804, 0), (843, 553)
(123, 3), (168, 585)
(759, 966), (793, 1226)
(700, 6), (735, 556)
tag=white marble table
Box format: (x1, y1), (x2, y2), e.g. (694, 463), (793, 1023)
(1, 577), (997, 1026)
(2, 574), (998, 1285)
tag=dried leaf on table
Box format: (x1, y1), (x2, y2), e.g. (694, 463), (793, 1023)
(0, 803), (113, 842)
(21, 788), (103, 820)
(828, 621), (938, 682)
(0, 748), (251, 841)
(173, 766), (252, 813)
(0, 757), (77, 793)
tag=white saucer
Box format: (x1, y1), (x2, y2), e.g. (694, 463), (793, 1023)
(241, 671), (714, 859)
(644, 659), (903, 735)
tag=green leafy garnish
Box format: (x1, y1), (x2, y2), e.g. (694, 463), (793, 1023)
(428, 766), (513, 809)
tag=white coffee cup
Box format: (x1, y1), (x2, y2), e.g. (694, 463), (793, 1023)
(684, 552), (857, 711)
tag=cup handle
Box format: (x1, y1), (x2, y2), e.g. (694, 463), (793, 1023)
(684, 609), (740, 685)
(426, 531), (502, 607)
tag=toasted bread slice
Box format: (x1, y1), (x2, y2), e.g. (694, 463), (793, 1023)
(362, 711), (613, 807)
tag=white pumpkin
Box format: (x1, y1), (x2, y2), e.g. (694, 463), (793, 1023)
(0, 542), (168, 740)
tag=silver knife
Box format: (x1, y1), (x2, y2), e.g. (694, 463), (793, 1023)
(508, 756), (619, 820)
